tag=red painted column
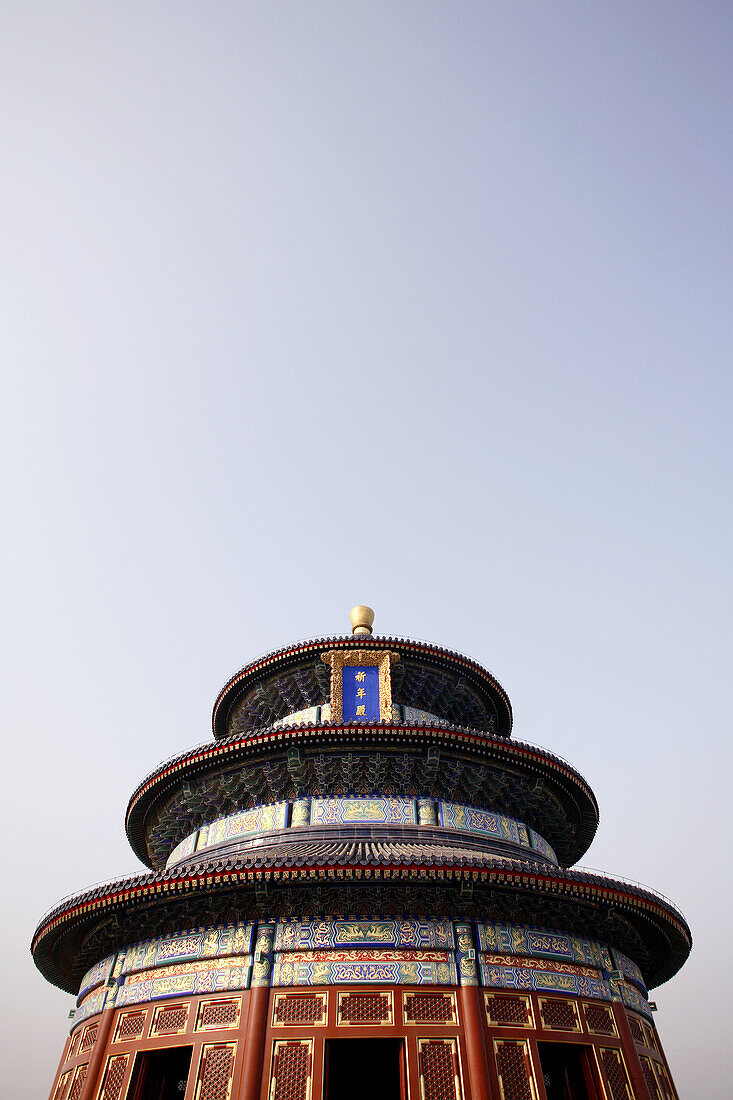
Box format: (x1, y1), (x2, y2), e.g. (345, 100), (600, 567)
(456, 923), (495, 1100)
(612, 1001), (653, 1100)
(77, 1004), (116, 1100)
(460, 986), (494, 1100)
(239, 922), (275, 1100)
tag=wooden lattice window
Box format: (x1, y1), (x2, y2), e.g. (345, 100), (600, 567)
(485, 994), (533, 1029)
(417, 1038), (462, 1100)
(79, 1023), (98, 1052)
(98, 1054), (130, 1100)
(113, 1010), (147, 1042)
(337, 991), (393, 1026)
(493, 1040), (537, 1100)
(404, 992), (457, 1025)
(67, 1063), (88, 1100)
(151, 1003), (189, 1036)
(68, 1030), (82, 1059)
(194, 1043), (237, 1100)
(643, 1021), (660, 1053)
(640, 1055), (662, 1099)
(196, 999), (241, 1031)
(582, 1002), (616, 1036)
(272, 993), (327, 1027)
(653, 1059), (677, 1100)
(597, 1048), (633, 1100)
(626, 1012), (646, 1046)
(538, 997), (580, 1032)
(269, 1040), (313, 1100)
(52, 1069), (72, 1100)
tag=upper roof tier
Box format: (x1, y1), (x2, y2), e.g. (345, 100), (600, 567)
(212, 634), (513, 739)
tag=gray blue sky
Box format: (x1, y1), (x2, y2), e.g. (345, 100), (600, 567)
(1, 4), (730, 1096)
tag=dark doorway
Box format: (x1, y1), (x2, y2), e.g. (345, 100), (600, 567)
(537, 1043), (596, 1100)
(325, 1039), (404, 1100)
(126, 1046), (193, 1100)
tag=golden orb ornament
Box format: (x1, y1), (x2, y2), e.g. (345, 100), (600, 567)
(349, 605), (375, 635)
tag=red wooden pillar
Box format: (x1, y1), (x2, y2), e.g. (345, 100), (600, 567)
(77, 1004), (116, 1100)
(612, 1001), (653, 1100)
(240, 922), (275, 1100)
(455, 923), (494, 1100)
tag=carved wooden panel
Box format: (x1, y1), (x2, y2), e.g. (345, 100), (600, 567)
(404, 992), (457, 1025)
(493, 1040), (537, 1100)
(98, 1054), (130, 1100)
(269, 1040), (313, 1100)
(194, 1042), (237, 1100)
(196, 998), (241, 1031)
(272, 992), (327, 1027)
(337, 991), (393, 1025)
(485, 994), (533, 1028)
(417, 1038), (462, 1100)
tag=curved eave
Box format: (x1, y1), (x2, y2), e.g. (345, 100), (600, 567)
(212, 636), (513, 738)
(125, 723), (599, 867)
(32, 855), (689, 996)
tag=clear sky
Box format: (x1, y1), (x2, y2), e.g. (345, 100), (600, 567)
(1, 4), (730, 1096)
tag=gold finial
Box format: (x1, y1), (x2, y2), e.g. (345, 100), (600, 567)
(349, 605), (375, 635)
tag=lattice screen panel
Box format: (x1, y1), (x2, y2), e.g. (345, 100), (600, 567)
(98, 1054), (130, 1100)
(194, 1042), (237, 1100)
(404, 992), (457, 1025)
(52, 1069), (72, 1100)
(79, 1023), (98, 1052)
(597, 1048), (633, 1100)
(114, 1010), (147, 1042)
(337, 991), (393, 1025)
(417, 1038), (462, 1100)
(67, 1063), (88, 1100)
(640, 1055), (662, 1099)
(538, 997), (580, 1032)
(493, 1040), (537, 1100)
(151, 1003), (189, 1036)
(643, 1022), (660, 1053)
(273, 993), (327, 1027)
(68, 1031), (82, 1059)
(197, 998), (241, 1031)
(485, 994), (533, 1029)
(582, 1002), (616, 1036)
(626, 1012), (646, 1046)
(653, 1059), (677, 1100)
(269, 1040), (313, 1100)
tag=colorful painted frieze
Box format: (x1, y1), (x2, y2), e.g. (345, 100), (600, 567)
(272, 953), (457, 987)
(72, 985), (108, 1028)
(480, 959), (610, 1001)
(204, 802), (289, 848)
(275, 919), (454, 952)
(620, 981), (653, 1020)
(476, 920), (613, 972)
(167, 831), (198, 867)
(78, 954), (115, 1000)
(121, 922), (253, 977)
(310, 797), (416, 825)
(438, 801), (532, 850)
(529, 828), (558, 864)
(116, 955), (251, 1007)
(612, 947), (647, 994)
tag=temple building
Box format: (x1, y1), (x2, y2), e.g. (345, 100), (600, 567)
(33, 608), (690, 1100)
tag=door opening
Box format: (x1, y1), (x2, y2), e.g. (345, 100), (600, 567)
(325, 1038), (404, 1100)
(537, 1043), (597, 1100)
(126, 1045), (193, 1100)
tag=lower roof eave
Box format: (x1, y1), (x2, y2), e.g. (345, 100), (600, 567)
(32, 853), (691, 996)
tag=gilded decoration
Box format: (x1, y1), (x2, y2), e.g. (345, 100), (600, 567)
(321, 649), (399, 724)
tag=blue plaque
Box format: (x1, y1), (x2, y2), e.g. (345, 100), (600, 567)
(342, 666), (380, 722)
